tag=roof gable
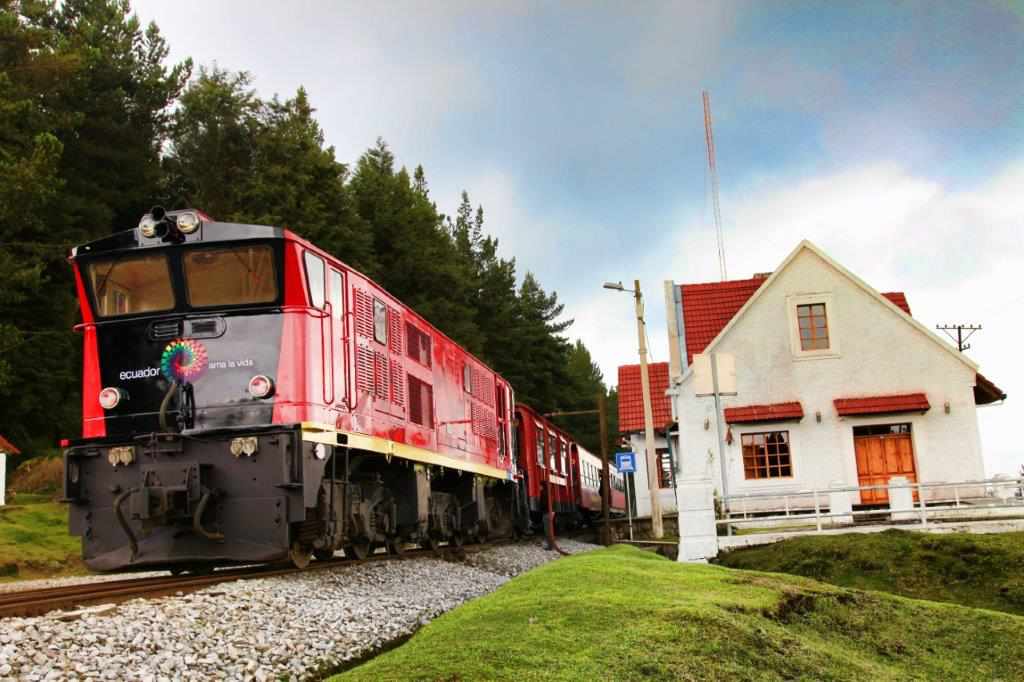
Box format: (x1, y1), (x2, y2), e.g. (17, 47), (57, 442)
(679, 240), (976, 375)
(617, 362), (672, 433)
(680, 273), (912, 365)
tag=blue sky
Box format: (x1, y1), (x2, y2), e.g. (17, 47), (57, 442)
(132, 1), (1023, 474)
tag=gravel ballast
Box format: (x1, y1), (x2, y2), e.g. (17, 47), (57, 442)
(0, 540), (597, 681)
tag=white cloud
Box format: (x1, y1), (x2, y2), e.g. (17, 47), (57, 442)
(579, 159), (1024, 476)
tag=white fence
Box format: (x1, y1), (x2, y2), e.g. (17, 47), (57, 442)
(716, 477), (1024, 536)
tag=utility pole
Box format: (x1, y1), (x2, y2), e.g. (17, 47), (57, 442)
(603, 279), (665, 539)
(543, 396), (612, 546)
(937, 323), (982, 352)
(634, 279), (665, 538)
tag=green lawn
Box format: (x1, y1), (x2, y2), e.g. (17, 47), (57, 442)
(715, 529), (1024, 616)
(336, 545), (1024, 681)
(0, 499), (82, 579)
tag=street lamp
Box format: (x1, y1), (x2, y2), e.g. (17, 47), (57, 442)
(604, 278), (665, 539)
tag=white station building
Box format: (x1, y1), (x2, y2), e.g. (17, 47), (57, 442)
(660, 240), (1006, 514)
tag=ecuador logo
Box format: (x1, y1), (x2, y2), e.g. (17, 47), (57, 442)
(161, 338), (208, 383)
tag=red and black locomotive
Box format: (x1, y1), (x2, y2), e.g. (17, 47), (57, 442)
(62, 208), (622, 572)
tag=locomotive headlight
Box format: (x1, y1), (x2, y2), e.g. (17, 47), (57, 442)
(229, 436), (259, 457)
(248, 374), (274, 399)
(98, 387), (125, 410)
(139, 216), (158, 238)
(176, 211), (200, 234)
(241, 436), (258, 456)
(313, 443), (327, 460)
(107, 446), (135, 467)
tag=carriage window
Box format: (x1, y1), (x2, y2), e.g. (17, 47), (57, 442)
(185, 245), (278, 308)
(88, 253), (174, 317)
(373, 298), (387, 344)
(303, 252), (326, 309)
(535, 427), (545, 468)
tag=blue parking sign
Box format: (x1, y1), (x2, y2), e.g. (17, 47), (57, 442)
(615, 452), (636, 473)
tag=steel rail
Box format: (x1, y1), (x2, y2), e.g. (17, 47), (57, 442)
(1, 542), (497, 620)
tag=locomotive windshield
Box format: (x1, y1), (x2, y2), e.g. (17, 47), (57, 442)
(88, 253), (175, 317)
(184, 245), (277, 307)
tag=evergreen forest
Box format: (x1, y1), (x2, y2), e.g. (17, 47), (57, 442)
(0, 0), (618, 468)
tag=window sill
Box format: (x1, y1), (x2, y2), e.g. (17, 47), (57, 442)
(791, 350), (841, 362)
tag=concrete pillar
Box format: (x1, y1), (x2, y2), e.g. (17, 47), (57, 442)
(676, 476), (718, 562)
(888, 476), (915, 521)
(828, 481), (853, 526)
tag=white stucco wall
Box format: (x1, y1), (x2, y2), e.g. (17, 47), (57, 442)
(674, 247), (986, 512)
(627, 433), (678, 517)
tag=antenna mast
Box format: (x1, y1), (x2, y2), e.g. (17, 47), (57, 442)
(703, 90), (727, 281)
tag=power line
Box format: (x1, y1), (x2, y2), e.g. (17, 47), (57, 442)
(936, 323), (982, 352)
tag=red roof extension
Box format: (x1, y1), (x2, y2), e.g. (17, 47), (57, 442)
(0, 435), (20, 455)
(679, 276), (912, 365)
(617, 362), (672, 434)
(834, 393), (930, 417)
(724, 402), (804, 424)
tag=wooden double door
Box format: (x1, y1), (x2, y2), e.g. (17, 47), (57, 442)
(854, 425), (916, 504)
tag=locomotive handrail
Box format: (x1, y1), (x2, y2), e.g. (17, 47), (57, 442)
(322, 301), (335, 406)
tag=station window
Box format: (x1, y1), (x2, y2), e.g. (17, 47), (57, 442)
(303, 252), (326, 309)
(741, 431), (792, 479)
(797, 303), (829, 351)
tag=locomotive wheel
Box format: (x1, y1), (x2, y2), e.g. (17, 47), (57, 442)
(387, 537), (406, 556)
(421, 536), (442, 556)
(346, 540), (372, 560)
(290, 541), (312, 569)
(313, 548), (336, 562)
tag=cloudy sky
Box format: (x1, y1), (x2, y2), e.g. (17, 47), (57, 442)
(132, 1), (1023, 475)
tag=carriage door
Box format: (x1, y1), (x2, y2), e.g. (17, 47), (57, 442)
(328, 269), (345, 410)
(853, 424), (916, 504)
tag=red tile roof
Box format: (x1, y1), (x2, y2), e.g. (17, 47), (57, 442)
(617, 362), (672, 434)
(0, 435), (20, 455)
(834, 393), (930, 416)
(679, 276), (912, 365)
(724, 402), (804, 424)
(975, 373), (1007, 405)
(681, 277), (766, 365)
(880, 292), (912, 316)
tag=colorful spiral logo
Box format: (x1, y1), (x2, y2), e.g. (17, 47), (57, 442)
(161, 338), (208, 383)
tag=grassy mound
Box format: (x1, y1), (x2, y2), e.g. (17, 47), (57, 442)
(337, 545), (1024, 681)
(0, 498), (81, 580)
(716, 529), (1024, 615)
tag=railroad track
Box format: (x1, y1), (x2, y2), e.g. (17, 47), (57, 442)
(0, 543), (492, 620)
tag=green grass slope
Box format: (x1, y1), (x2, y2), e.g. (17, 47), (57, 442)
(337, 545), (1024, 681)
(716, 529), (1024, 616)
(0, 499), (81, 579)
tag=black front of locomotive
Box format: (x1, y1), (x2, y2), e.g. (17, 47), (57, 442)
(63, 209), (312, 572)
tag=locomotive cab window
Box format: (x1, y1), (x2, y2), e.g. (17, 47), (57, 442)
(184, 245), (277, 308)
(303, 252), (326, 309)
(88, 253), (174, 317)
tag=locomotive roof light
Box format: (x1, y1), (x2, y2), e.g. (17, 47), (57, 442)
(176, 211), (201, 234)
(248, 375), (274, 399)
(138, 215), (159, 238)
(98, 387), (125, 410)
